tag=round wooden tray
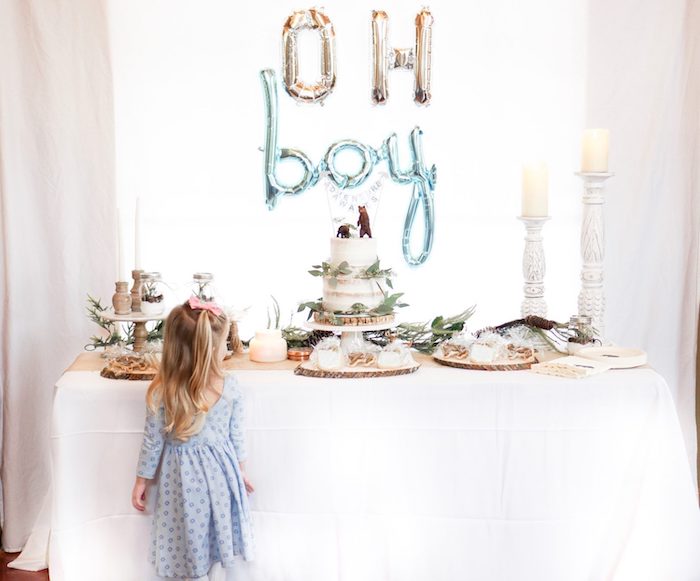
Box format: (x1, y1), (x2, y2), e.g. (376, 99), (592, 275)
(294, 361), (420, 378)
(433, 353), (535, 371)
(100, 353), (160, 381)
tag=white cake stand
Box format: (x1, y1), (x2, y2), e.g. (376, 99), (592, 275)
(306, 320), (395, 353)
(101, 309), (167, 352)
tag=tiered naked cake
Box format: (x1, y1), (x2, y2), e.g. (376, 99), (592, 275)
(297, 213), (417, 378)
(309, 235), (399, 326)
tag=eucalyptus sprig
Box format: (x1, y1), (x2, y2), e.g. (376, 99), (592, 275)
(297, 292), (408, 321)
(364, 307), (476, 354)
(369, 292), (408, 316)
(308, 261), (353, 288)
(298, 298), (325, 320)
(356, 259), (394, 289)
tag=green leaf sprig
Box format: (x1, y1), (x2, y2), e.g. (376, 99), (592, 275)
(364, 307), (476, 354)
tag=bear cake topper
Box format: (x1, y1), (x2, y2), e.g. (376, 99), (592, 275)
(335, 206), (372, 240)
(357, 206), (372, 238)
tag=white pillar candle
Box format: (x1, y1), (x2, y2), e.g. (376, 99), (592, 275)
(248, 329), (288, 363)
(521, 162), (549, 217)
(581, 129), (609, 172)
(117, 210), (125, 281)
(134, 197), (142, 270)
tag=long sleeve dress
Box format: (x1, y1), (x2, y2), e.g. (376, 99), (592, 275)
(137, 374), (254, 579)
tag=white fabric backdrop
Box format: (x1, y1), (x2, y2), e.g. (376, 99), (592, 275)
(1, 0), (698, 554)
(587, 0), (700, 479)
(0, 0), (115, 551)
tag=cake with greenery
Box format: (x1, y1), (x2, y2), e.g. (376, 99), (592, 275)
(301, 235), (407, 326)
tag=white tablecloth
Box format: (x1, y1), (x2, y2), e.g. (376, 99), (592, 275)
(12, 366), (700, 580)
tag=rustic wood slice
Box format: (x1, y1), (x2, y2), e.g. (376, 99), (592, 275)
(100, 367), (156, 381)
(433, 353), (535, 371)
(312, 312), (395, 327)
(294, 361), (420, 379)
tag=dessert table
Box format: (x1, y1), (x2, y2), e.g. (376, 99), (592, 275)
(12, 352), (700, 581)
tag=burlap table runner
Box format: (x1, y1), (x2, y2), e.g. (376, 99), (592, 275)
(66, 350), (442, 374)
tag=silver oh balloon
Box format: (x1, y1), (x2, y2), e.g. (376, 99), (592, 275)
(371, 8), (434, 106)
(282, 9), (336, 104)
(260, 69), (436, 266)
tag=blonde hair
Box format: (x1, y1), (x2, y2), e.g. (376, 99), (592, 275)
(146, 301), (228, 441)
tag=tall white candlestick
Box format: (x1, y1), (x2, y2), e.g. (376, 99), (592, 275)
(575, 171), (613, 337)
(117, 210), (125, 281)
(521, 162), (549, 217)
(518, 216), (550, 317)
(581, 129), (609, 172)
(134, 197), (142, 270)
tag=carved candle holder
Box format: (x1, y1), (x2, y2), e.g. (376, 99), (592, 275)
(517, 216), (550, 317)
(112, 281), (132, 315)
(130, 269), (144, 312)
(575, 172), (613, 338)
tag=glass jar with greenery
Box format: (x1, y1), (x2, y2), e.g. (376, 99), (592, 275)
(140, 272), (166, 316)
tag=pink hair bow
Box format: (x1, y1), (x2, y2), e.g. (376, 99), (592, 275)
(188, 295), (223, 317)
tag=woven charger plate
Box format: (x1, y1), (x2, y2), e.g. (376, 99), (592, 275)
(294, 361), (420, 378)
(433, 353), (535, 371)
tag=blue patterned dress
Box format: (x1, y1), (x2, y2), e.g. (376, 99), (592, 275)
(137, 374), (254, 579)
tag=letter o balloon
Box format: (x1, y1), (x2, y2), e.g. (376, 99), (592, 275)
(282, 9), (337, 104)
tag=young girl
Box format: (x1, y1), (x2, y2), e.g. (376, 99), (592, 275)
(131, 297), (254, 581)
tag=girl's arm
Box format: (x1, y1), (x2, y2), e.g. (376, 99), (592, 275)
(229, 380), (247, 463)
(229, 379), (254, 494)
(137, 406), (166, 479)
(132, 406), (165, 511)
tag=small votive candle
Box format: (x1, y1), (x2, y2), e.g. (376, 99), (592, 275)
(581, 129), (610, 172)
(248, 329), (288, 363)
(521, 162), (549, 217)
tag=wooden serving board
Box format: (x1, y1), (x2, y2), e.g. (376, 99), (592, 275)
(100, 366), (157, 381)
(433, 353), (535, 371)
(294, 361), (420, 379)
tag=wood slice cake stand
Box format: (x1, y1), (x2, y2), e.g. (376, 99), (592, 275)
(101, 309), (166, 353)
(294, 361), (420, 379)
